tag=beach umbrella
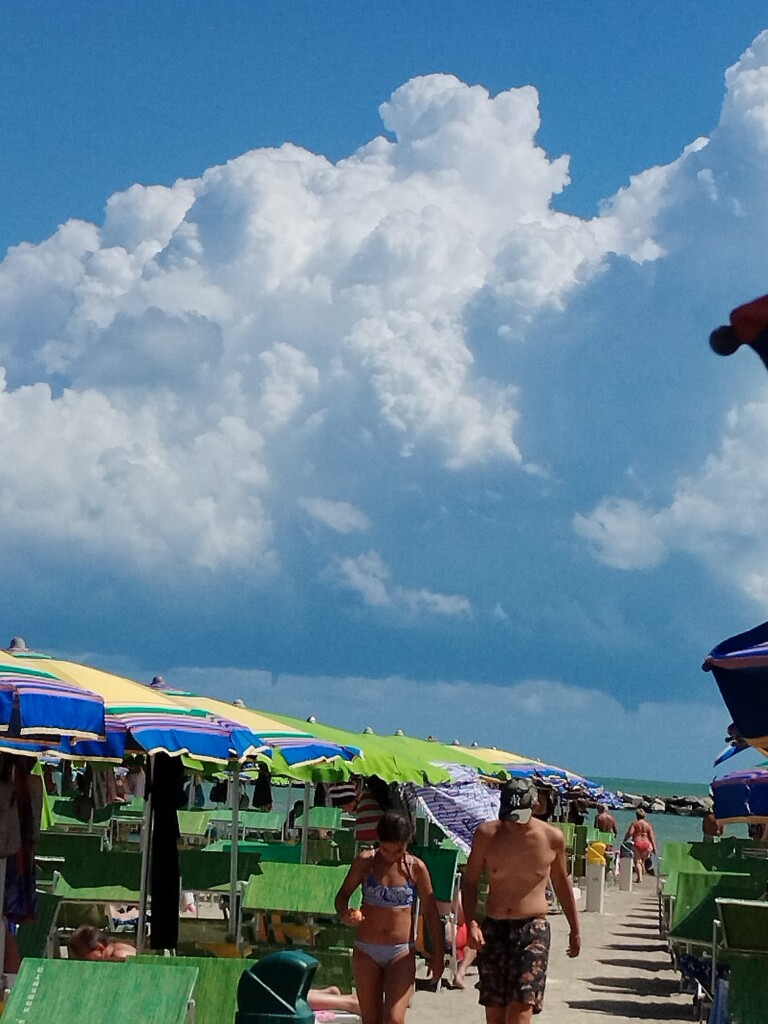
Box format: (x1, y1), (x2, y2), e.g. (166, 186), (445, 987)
(1, 643), (286, 951)
(450, 743), (616, 802)
(711, 769), (768, 824)
(703, 620), (768, 758)
(2, 648), (268, 764)
(362, 731), (510, 778)
(0, 656), (105, 744)
(262, 712), (454, 785)
(157, 689), (363, 775)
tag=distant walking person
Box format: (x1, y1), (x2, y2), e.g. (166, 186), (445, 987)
(624, 808), (657, 882)
(462, 779), (581, 1023)
(594, 803), (618, 837)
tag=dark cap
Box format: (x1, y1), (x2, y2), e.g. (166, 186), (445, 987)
(498, 778), (538, 821)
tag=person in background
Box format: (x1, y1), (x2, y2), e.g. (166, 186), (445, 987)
(702, 810), (724, 842)
(594, 803), (618, 837)
(624, 808), (657, 883)
(354, 784), (385, 844)
(566, 799), (586, 825)
(68, 925), (137, 961)
(532, 788), (554, 822)
(68, 924), (360, 1014)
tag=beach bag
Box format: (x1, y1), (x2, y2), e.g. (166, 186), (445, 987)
(0, 779), (21, 857)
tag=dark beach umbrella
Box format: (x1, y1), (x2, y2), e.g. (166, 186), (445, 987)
(711, 769), (768, 824)
(703, 620), (768, 757)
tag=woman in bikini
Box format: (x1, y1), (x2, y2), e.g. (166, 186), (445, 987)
(624, 808), (657, 883)
(335, 810), (444, 1024)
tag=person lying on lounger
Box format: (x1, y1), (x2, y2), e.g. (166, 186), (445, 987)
(67, 925), (361, 1014)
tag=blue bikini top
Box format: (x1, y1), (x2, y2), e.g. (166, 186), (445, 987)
(362, 859), (415, 908)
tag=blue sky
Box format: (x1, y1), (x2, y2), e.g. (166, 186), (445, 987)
(2, 4), (768, 782)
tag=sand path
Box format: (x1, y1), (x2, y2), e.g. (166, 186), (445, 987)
(411, 883), (693, 1023)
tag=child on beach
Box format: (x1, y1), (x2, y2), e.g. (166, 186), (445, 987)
(335, 810), (444, 1024)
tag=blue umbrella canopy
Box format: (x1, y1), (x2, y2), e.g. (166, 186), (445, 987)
(712, 769), (768, 823)
(0, 659), (105, 743)
(703, 620), (768, 756)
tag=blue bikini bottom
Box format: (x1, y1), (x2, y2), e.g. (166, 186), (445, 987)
(354, 939), (414, 968)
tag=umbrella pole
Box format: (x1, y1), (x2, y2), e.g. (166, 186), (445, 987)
(301, 778), (311, 865)
(227, 768), (240, 944)
(137, 756), (154, 953)
(0, 856), (6, 983)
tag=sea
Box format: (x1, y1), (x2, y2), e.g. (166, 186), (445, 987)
(593, 775), (742, 853)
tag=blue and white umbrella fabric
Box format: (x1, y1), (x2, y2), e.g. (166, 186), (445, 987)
(703, 620), (768, 756)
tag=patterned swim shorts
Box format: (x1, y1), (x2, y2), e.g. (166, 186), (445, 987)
(476, 916), (551, 1014)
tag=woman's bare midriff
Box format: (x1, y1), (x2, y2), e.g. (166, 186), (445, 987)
(356, 903), (413, 944)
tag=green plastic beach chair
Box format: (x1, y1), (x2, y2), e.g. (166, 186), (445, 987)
(209, 810), (284, 840)
(130, 955), (245, 1024)
(668, 873), (765, 950)
(728, 955), (768, 1024)
(177, 810), (213, 841)
(204, 840), (303, 863)
(242, 862), (357, 916)
(53, 849), (143, 903)
(711, 899), (768, 1024)
(15, 893), (61, 961)
(294, 807), (343, 832)
(2, 958), (198, 1024)
(178, 850), (263, 891)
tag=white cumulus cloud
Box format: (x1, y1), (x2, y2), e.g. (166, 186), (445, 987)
(331, 550), (472, 618)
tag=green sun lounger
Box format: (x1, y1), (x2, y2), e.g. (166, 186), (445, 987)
(294, 807), (343, 831)
(2, 959), (198, 1024)
(15, 893), (61, 960)
(129, 955), (245, 1024)
(668, 873), (765, 950)
(177, 810), (213, 839)
(242, 862), (358, 916)
(204, 840), (303, 863)
(711, 899), (768, 1024)
(209, 810), (284, 840)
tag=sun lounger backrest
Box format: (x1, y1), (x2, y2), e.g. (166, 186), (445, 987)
(3, 958), (198, 1024)
(178, 850), (262, 890)
(53, 850), (143, 901)
(728, 955), (768, 1024)
(15, 892), (61, 960)
(716, 898), (768, 953)
(242, 862), (358, 915)
(669, 873), (765, 946)
(130, 954), (244, 1024)
(410, 845), (459, 903)
(37, 831), (103, 860)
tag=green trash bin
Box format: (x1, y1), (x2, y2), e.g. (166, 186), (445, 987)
(236, 950), (318, 1024)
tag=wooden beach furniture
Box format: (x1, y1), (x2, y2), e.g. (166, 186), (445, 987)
(2, 958), (198, 1024)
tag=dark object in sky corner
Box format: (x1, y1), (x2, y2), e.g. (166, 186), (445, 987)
(710, 294), (768, 372)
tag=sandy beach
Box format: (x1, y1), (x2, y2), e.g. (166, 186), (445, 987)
(412, 883), (691, 1023)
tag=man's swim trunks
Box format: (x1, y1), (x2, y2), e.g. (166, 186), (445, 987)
(476, 916), (551, 1014)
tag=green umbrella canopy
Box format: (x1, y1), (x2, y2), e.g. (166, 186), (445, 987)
(263, 712), (453, 785)
(373, 731), (510, 778)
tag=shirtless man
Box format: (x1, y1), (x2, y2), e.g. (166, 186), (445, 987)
(462, 778), (581, 1024)
(594, 803), (618, 837)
